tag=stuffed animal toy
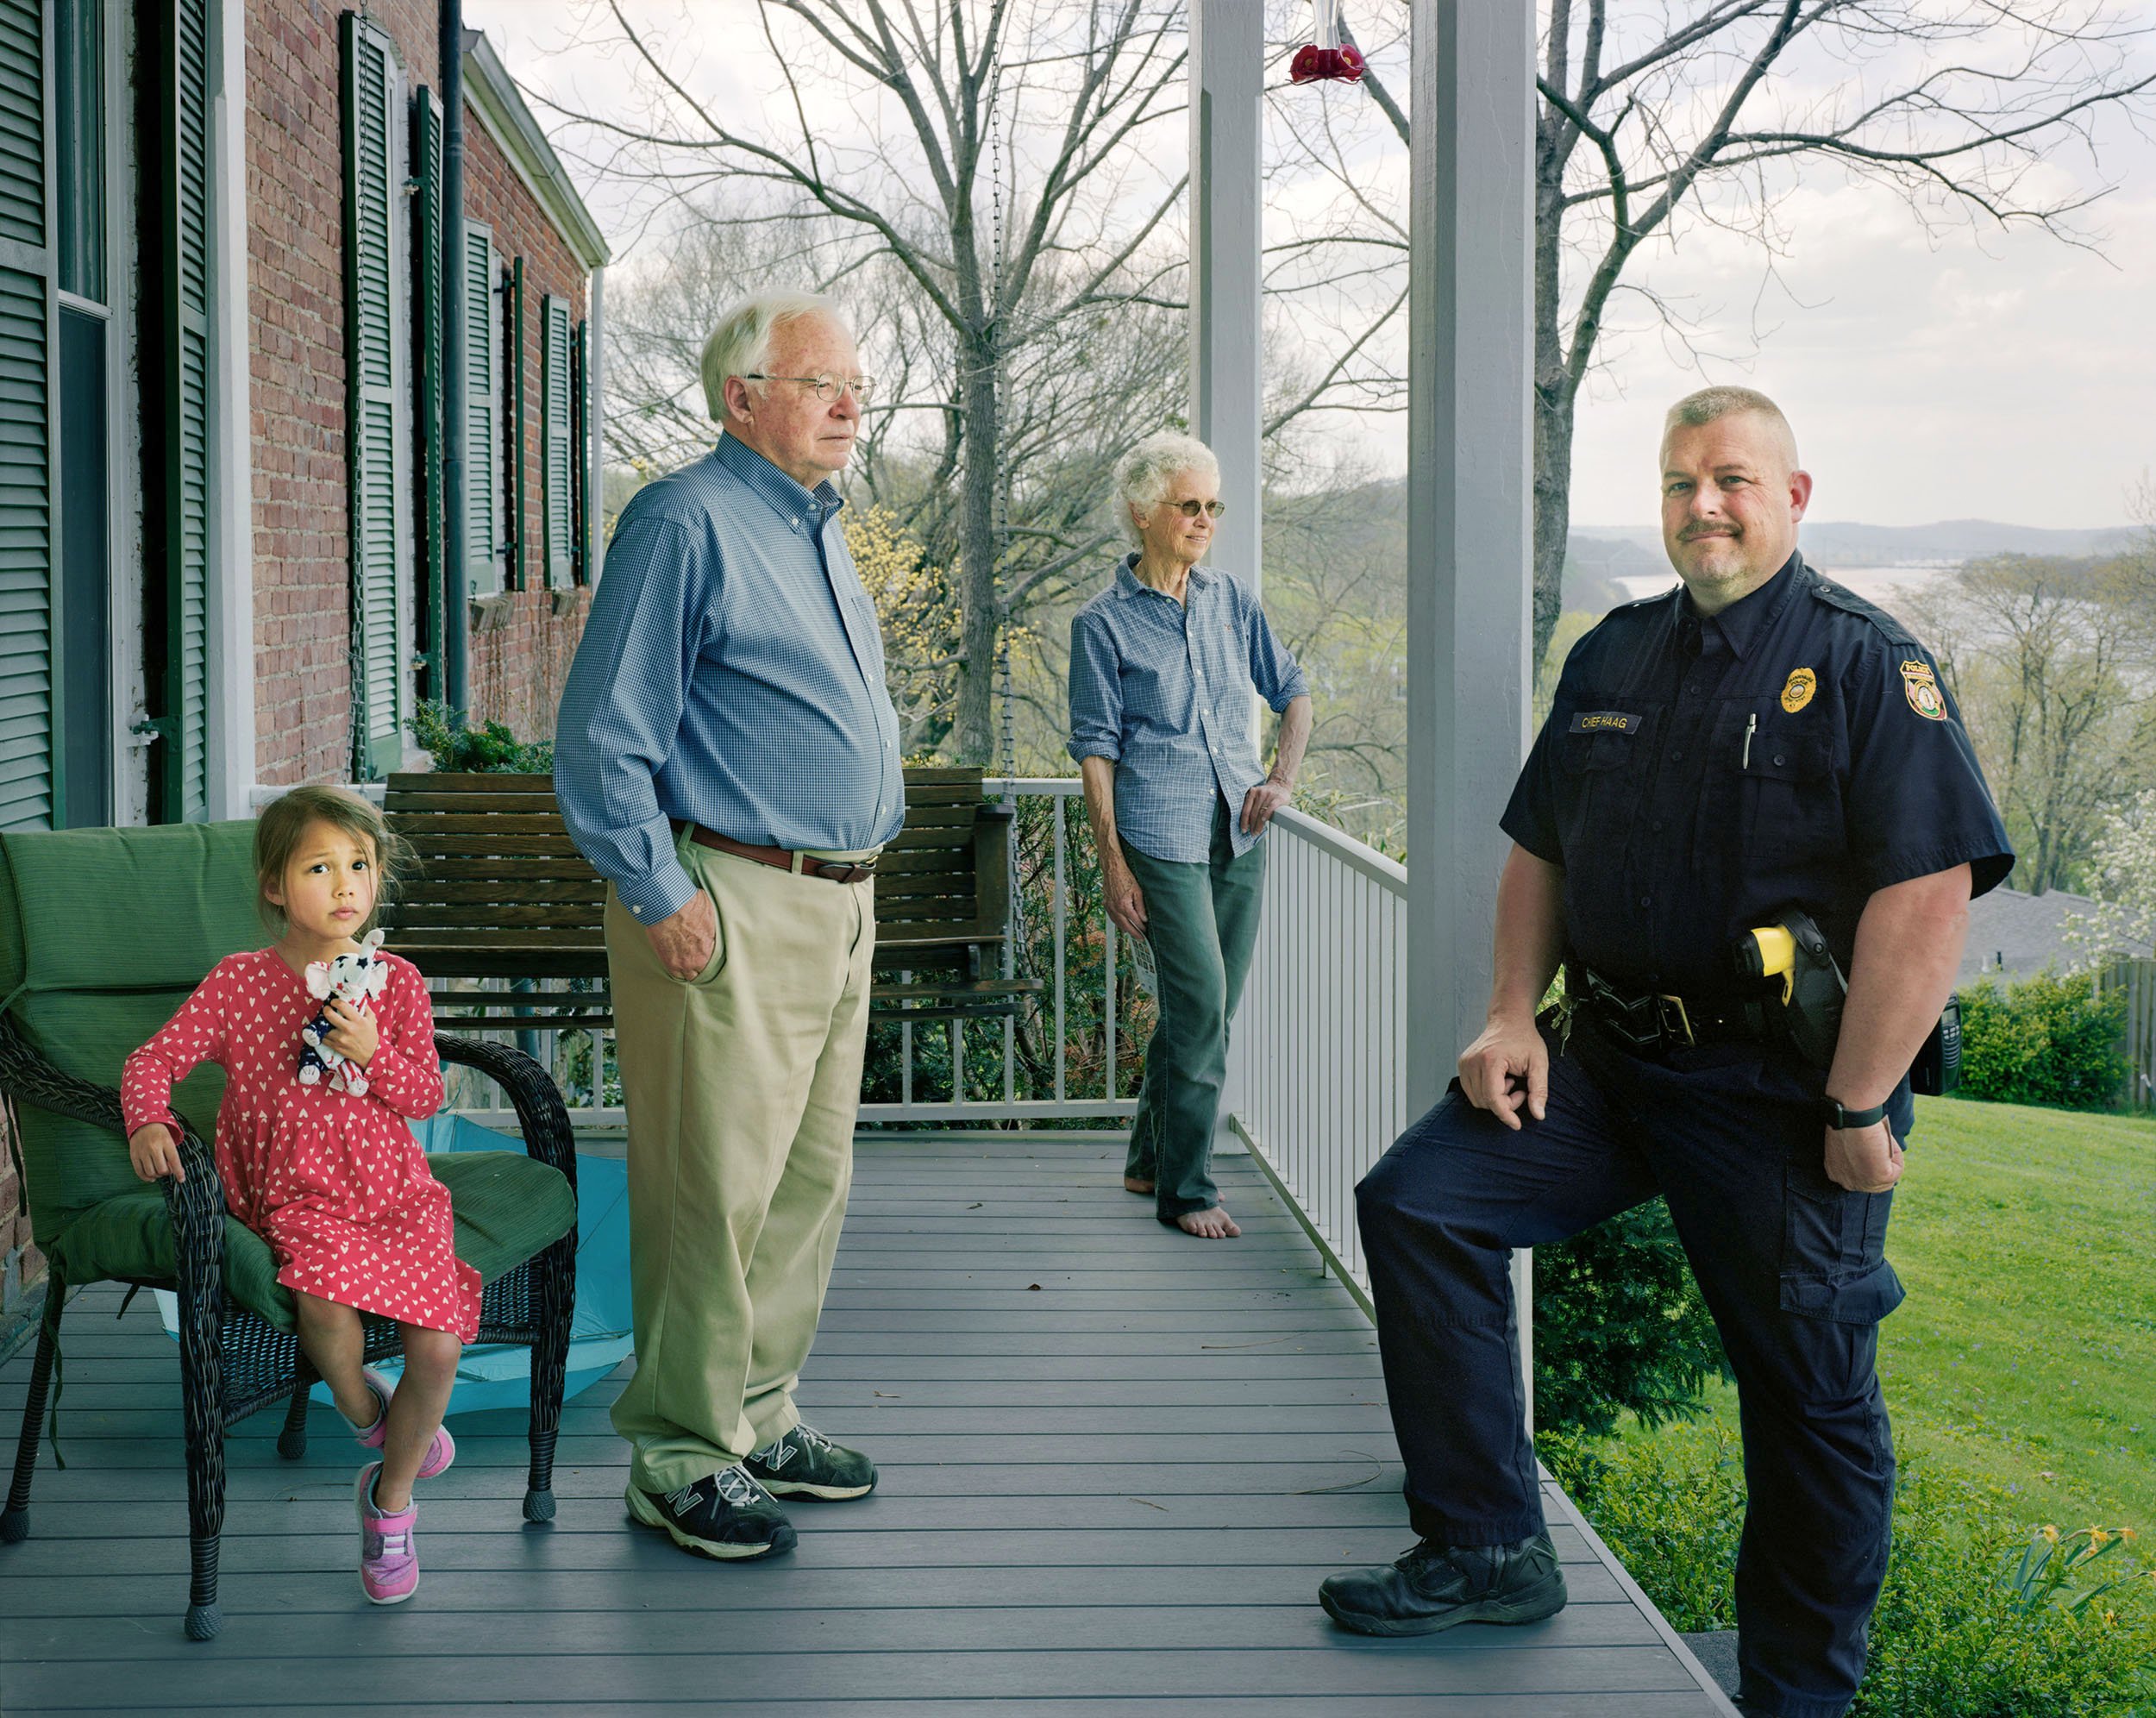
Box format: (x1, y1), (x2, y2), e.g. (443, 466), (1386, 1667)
(298, 929), (391, 1096)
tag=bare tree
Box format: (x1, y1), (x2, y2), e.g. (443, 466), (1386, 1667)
(541, 0), (1189, 763)
(1275, 1), (2155, 671)
(1917, 554), (2156, 893)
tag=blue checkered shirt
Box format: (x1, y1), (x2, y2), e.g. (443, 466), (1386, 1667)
(1067, 556), (1310, 864)
(555, 435), (906, 924)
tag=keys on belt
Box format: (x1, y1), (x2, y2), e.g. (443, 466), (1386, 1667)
(1570, 964), (1768, 1057)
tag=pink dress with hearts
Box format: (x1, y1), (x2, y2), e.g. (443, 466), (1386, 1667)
(122, 948), (481, 1340)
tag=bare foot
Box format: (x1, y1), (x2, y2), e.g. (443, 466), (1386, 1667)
(1124, 1176), (1156, 1195)
(1175, 1207), (1241, 1239)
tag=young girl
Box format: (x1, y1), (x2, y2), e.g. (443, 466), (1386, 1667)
(122, 785), (479, 1606)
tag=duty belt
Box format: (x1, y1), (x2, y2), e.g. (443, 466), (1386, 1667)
(1569, 963), (1772, 1058)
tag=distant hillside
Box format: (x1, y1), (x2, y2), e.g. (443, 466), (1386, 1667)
(1571, 518), (2135, 568)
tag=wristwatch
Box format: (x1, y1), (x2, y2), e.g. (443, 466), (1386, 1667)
(1819, 1097), (1889, 1131)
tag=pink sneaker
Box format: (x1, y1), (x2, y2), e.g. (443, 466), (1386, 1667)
(355, 1463), (420, 1604)
(352, 1368), (455, 1478)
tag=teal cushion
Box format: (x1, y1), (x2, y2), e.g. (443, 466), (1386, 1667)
(44, 1152), (575, 1332)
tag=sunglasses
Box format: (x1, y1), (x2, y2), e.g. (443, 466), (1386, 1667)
(1163, 498), (1227, 519)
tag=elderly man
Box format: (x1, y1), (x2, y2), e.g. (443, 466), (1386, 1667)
(555, 291), (900, 1562)
(1320, 388), (2011, 1718)
(1069, 430), (1313, 1239)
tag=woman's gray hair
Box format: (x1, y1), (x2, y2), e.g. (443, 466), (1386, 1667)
(699, 290), (841, 422)
(1113, 430), (1220, 542)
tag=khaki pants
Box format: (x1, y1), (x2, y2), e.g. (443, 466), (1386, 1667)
(605, 828), (876, 1492)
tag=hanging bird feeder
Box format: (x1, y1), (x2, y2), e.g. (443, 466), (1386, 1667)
(1290, 0), (1365, 85)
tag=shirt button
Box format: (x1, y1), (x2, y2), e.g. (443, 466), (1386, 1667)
(1639, 896), (1651, 909)
(1773, 755), (1786, 767)
(1670, 749), (1684, 762)
(1651, 818), (1665, 833)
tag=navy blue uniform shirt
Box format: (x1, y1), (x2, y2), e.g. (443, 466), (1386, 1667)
(1503, 552), (2013, 1004)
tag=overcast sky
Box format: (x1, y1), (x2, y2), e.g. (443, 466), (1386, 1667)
(467, 1), (2156, 532)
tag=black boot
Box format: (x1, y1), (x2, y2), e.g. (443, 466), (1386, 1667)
(1319, 1532), (1567, 1636)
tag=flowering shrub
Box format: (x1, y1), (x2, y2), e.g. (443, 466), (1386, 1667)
(1540, 1426), (2156, 1716)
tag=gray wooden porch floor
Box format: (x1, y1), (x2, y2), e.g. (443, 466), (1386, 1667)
(0, 1136), (1732, 1715)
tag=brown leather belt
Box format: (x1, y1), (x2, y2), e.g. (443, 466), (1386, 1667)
(681, 823), (878, 885)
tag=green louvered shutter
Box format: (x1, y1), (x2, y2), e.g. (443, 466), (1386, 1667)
(542, 294), (572, 586)
(571, 317), (589, 584)
(148, 0), (213, 821)
(342, 13), (407, 778)
(410, 86), (443, 696)
(507, 254), (523, 588)
(0, 0), (60, 831)
(464, 222), (499, 595)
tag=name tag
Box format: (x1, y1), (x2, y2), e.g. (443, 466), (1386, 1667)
(1569, 712), (1639, 735)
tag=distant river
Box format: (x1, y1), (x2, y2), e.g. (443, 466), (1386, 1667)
(1610, 562), (1957, 621)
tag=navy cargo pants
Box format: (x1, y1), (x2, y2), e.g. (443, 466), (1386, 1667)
(1356, 1020), (1905, 1718)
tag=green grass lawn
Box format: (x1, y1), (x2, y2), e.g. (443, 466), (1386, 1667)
(1629, 1096), (2156, 1535)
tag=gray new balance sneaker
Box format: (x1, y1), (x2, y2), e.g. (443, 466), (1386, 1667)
(1319, 1532), (1568, 1636)
(745, 1424), (878, 1501)
(626, 1465), (797, 1560)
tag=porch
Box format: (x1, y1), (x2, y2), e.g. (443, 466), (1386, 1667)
(0, 793), (1732, 1714)
(0, 1130), (1727, 1715)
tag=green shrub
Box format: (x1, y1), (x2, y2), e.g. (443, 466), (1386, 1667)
(1539, 1420), (1745, 1631)
(1540, 1425), (2156, 1715)
(1857, 1464), (2156, 1717)
(1958, 969), (2128, 1110)
(407, 700), (554, 774)
(1532, 1198), (1731, 1439)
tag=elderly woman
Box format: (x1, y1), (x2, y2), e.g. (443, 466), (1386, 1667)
(1068, 431), (1314, 1239)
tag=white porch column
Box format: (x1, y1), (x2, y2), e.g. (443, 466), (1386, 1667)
(1188, 0), (1263, 596)
(1404, 1), (1536, 1410)
(1189, 0), (1264, 1140)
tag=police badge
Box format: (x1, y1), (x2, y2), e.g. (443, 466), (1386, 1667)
(1901, 660), (1946, 721)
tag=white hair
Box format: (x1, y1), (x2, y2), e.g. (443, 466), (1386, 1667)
(699, 290), (843, 423)
(1113, 430), (1220, 542)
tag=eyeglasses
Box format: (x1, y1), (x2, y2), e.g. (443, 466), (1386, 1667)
(1165, 498), (1227, 519)
(741, 373), (878, 405)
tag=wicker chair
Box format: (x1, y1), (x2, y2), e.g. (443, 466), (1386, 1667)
(0, 822), (579, 1640)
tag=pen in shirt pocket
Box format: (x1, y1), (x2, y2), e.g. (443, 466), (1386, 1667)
(1742, 712), (1758, 769)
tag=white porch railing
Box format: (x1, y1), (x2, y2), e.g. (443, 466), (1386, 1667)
(1221, 807), (1408, 1315)
(441, 783), (1524, 1400)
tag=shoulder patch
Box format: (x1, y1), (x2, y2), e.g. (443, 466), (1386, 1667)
(1810, 577), (1917, 647)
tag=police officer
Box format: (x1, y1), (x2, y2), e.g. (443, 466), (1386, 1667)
(1318, 386), (2012, 1718)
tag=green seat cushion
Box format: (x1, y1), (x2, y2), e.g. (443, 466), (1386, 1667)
(43, 1151), (575, 1332)
(9, 988), (229, 1244)
(1, 821), (260, 1245)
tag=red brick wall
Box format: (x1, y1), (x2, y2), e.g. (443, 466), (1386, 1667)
(245, 3), (592, 782)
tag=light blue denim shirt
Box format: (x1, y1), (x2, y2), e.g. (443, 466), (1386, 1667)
(1067, 555), (1310, 864)
(555, 435), (906, 924)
